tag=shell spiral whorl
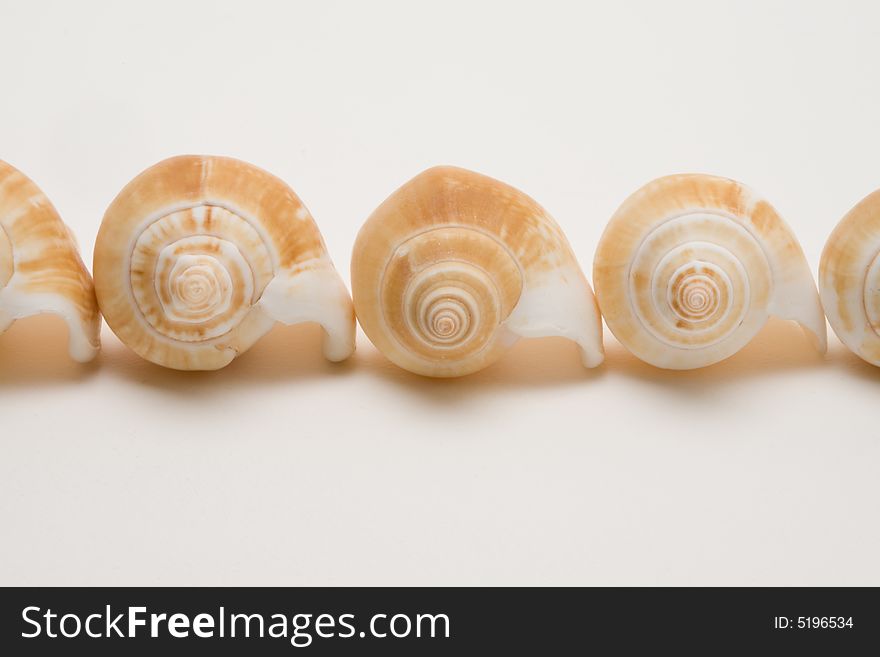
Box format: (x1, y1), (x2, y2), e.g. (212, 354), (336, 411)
(129, 205), (272, 345)
(379, 226), (521, 371)
(626, 213), (770, 357)
(668, 262), (727, 323)
(405, 263), (486, 349)
(594, 174), (825, 370)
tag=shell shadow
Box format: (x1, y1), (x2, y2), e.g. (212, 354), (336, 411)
(0, 314), (100, 388)
(831, 343), (880, 383)
(100, 321), (355, 394)
(355, 317), (827, 403)
(0, 314), (848, 396)
(351, 332), (605, 400)
(602, 317), (826, 392)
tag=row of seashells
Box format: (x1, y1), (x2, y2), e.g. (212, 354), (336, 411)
(0, 155), (877, 376)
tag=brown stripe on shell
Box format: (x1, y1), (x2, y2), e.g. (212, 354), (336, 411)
(0, 224), (12, 287)
(820, 187), (880, 365)
(0, 160), (98, 329)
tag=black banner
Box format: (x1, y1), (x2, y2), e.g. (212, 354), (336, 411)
(0, 587), (876, 654)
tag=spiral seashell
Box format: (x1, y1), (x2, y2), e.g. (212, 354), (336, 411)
(93, 155), (354, 370)
(0, 160), (100, 361)
(820, 187), (880, 366)
(593, 174), (826, 369)
(351, 166), (603, 377)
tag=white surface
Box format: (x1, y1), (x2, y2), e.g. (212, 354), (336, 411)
(1, 0), (879, 586)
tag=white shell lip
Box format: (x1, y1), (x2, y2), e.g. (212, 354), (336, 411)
(256, 258), (356, 363)
(504, 264), (604, 368)
(593, 173), (825, 370)
(0, 285), (101, 363)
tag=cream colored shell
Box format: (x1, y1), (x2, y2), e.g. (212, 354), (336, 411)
(0, 160), (100, 361)
(593, 174), (826, 369)
(352, 166), (603, 377)
(820, 188), (880, 366)
(94, 155), (354, 370)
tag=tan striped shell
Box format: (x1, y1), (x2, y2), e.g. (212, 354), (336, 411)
(352, 166), (603, 377)
(820, 188), (880, 366)
(594, 174), (826, 369)
(93, 155), (354, 370)
(0, 160), (99, 361)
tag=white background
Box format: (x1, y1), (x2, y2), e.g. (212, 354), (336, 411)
(1, 0), (878, 585)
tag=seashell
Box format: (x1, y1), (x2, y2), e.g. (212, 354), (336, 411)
(0, 160), (100, 362)
(820, 188), (880, 366)
(93, 155), (355, 370)
(351, 166), (604, 377)
(593, 174), (826, 369)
